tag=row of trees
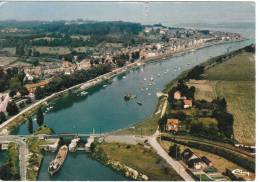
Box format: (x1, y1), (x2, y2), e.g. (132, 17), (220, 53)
(35, 63), (112, 100)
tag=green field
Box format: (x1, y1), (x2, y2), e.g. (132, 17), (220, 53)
(202, 52), (255, 145)
(95, 142), (183, 181)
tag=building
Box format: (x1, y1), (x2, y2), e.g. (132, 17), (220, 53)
(183, 99), (192, 108)
(201, 156), (213, 167)
(166, 119), (179, 132)
(187, 158), (203, 170)
(25, 80), (50, 94)
(181, 148), (203, 170)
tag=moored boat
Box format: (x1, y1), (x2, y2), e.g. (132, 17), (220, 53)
(48, 145), (68, 176)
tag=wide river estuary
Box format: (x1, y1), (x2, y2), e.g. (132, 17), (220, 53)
(11, 26), (254, 180)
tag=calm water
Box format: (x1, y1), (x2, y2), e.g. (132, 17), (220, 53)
(0, 151), (7, 166)
(38, 152), (128, 181)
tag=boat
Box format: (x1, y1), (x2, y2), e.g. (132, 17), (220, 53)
(122, 76), (126, 79)
(103, 84), (107, 88)
(85, 136), (95, 152)
(48, 145), (68, 176)
(148, 83), (153, 86)
(157, 74), (160, 77)
(150, 77), (154, 81)
(136, 101), (143, 106)
(80, 91), (88, 96)
(124, 94), (137, 101)
(147, 93), (151, 96)
(69, 137), (80, 152)
(144, 78), (147, 81)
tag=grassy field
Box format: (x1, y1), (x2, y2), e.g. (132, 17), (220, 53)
(95, 142), (183, 181)
(0, 56), (18, 66)
(189, 51), (255, 145)
(7, 142), (20, 178)
(113, 114), (160, 136)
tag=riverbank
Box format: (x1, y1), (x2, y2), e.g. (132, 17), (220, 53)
(0, 38), (247, 135)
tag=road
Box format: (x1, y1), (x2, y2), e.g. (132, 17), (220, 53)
(147, 130), (194, 181)
(0, 135), (28, 181)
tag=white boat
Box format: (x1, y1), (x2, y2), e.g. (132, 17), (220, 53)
(122, 76), (126, 79)
(69, 137), (80, 152)
(48, 145), (68, 176)
(157, 74), (160, 77)
(144, 78), (147, 81)
(145, 87), (149, 91)
(147, 93), (151, 96)
(85, 136), (95, 152)
(150, 77), (154, 81)
(103, 84), (107, 88)
(80, 91), (88, 96)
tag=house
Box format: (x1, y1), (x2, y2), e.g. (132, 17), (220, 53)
(187, 158), (203, 170)
(181, 148), (194, 162)
(201, 156), (213, 167)
(166, 119), (179, 132)
(25, 80), (49, 94)
(183, 99), (192, 108)
(174, 91), (181, 100)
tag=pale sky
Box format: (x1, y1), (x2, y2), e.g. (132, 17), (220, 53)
(0, 1), (255, 26)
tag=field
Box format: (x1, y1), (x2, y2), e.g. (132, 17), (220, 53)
(95, 142), (183, 181)
(1, 46), (91, 56)
(188, 51), (255, 145)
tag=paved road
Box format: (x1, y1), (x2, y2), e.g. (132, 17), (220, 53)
(147, 130), (194, 181)
(0, 135), (28, 181)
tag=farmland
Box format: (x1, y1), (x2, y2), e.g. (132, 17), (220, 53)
(188, 52), (255, 145)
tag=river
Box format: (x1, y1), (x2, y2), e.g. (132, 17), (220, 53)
(11, 25), (254, 180)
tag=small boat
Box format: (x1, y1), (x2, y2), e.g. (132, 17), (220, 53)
(148, 83), (153, 86)
(122, 76), (126, 79)
(103, 84), (107, 88)
(144, 78), (147, 81)
(147, 93), (151, 96)
(80, 91), (88, 96)
(137, 101), (143, 106)
(124, 94), (137, 101)
(150, 77), (154, 81)
(157, 74), (161, 77)
(48, 145), (68, 176)
(145, 87), (149, 91)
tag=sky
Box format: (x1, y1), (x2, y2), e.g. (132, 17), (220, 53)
(0, 1), (255, 26)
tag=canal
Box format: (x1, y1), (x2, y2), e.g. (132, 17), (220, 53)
(12, 25), (254, 181)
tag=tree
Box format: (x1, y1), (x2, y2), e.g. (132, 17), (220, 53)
(15, 44), (25, 56)
(18, 86), (29, 96)
(34, 86), (45, 100)
(36, 107), (44, 126)
(27, 117), (33, 134)
(0, 111), (7, 124)
(9, 77), (22, 92)
(169, 144), (181, 160)
(6, 101), (19, 116)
